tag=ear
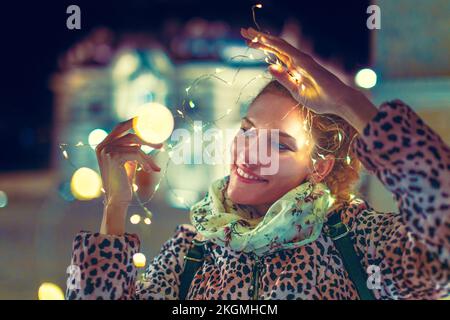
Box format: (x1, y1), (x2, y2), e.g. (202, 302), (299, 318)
(309, 155), (335, 184)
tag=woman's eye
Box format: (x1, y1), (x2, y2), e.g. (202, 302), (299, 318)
(273, 142), (290, 152)
(239, 126), (256, 136)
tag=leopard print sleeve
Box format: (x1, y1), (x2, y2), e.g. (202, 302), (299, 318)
(66, 224), (196, 300)
(352, 100), (450, 299)
(66, 231), (141, 300)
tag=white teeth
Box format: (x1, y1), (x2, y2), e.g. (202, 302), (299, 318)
(236, 167), (262, 181)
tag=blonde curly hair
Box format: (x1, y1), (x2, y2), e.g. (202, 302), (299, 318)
(252, 80), (361, 205)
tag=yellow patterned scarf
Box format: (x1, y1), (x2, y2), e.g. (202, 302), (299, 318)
(190, 176), (334, 256)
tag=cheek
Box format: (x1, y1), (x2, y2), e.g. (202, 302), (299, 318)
(252, 156), (310, 204)
(272, 154), (310, 185)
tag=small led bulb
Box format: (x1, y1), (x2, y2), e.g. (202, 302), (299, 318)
(133, 253), (146, 268)
(130, 214), (141, 225)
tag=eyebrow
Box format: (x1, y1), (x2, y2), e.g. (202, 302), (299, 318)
(242, 116), (297, 145)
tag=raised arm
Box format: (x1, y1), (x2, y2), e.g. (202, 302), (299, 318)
(352, 100), (449, 299)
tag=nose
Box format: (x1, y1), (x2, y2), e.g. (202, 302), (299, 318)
(235, 129), (262, 167)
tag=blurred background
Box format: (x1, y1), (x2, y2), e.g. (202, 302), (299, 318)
(0, 0), (448, 299)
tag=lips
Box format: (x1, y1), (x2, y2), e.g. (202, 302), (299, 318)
(233, 165), (268, 183)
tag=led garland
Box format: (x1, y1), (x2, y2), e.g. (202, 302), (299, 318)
(59, 3), (356, 226)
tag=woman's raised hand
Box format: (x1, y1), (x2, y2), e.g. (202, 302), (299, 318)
(95, 119), (162, 235)
(241, 27), (377, 133)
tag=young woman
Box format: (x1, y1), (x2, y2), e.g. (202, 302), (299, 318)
(66, 28), (449, 300)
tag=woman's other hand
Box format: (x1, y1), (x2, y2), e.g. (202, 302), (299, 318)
(241, 27), (378, 134)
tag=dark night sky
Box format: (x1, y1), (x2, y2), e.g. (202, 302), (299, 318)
(0, 0), (369, 171)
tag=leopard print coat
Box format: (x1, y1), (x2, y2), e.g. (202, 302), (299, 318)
(66, 100), (450, 300)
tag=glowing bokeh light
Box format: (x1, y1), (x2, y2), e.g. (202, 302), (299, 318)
(38, 282), (65, 300)
(0, 190), (8, 208)
(113, 52), (139, 78)
(133, 103), (174, 144)
(70, 167), (103, 201)
(355, 68), (377, 89)
(88, 129), (108, 150)
(144, 217), (152, 225)
(133, 253), (146, 268)
(130, 214), (141, 225)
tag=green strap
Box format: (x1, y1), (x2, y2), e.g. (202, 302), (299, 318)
(325, 213), (376, 300)
(179, 239), (205, 300)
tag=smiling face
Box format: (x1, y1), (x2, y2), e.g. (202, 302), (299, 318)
(227, 90), (315, 215)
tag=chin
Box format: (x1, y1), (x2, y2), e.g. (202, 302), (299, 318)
(226, 187), (261, 205)
(227, 164), (270, 205)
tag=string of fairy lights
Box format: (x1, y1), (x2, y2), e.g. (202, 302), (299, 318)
(58, 3), (358, 227)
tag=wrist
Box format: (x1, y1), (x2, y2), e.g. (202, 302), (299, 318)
(101, 201), (129, 236)
(103, 197), (131, 207)
(340, 89), (378, 135)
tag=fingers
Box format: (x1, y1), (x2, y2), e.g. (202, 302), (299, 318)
(268, 64), (300, 95)
(103, 145), (161, 172)
(241, 27), (320, 90)
(108, 133), (163, 150)
(246, 27), (301, 58)
(241, 27), (314, 72)
(268, 64), (320, 103)
(95, 120), (164, 193)
(241, 27), (293, 56)
(95, 119), (134, 155)
(246, 40), (292, 69)
(241, 28), (291, 67)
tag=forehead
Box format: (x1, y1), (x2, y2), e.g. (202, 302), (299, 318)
(246, 92), (304, 138)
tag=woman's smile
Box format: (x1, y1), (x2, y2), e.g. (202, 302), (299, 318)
(232, 164), (268, 184)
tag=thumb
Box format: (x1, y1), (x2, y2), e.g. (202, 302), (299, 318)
(124, 161), (137, 183)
